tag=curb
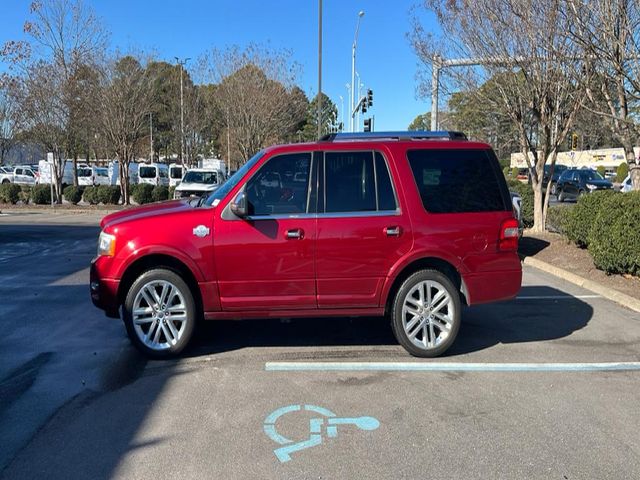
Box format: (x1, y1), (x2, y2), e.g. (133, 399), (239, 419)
(523, 256), (640, 313)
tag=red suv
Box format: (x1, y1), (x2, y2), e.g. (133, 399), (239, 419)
(91, 132), (521, 358)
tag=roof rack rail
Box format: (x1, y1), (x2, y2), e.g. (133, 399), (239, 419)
(319, 131), (468, 142)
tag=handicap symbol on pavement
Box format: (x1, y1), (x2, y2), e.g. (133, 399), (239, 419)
(263, 404), (380, 463)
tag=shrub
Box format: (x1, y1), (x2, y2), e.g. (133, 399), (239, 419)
(152, 185), (169, 202)
(596, 165), (606, 177)
(83, 186), (99, 205)
(63, 185), (84, 205)
(97, 185), (121, 205)
(616, 162), (629, 182)
(0, 183), (22, 204)
(564, 189), (618, 248)
(19, 185), (32, 204)
(506, 179), (534, 228)
(503, 166), (510, 178)
(511, 167), (519, 178)
(546, 205), (572, 234)
(132, 183), (154, 204)
(588, 191), (640, 275)
(32, 184), (52, 205)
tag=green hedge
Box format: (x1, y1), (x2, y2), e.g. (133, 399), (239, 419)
(546, 205), (572, 234)
(83, 186), (99, 205)
(32, 184), (52, 205)
(616, 162), (629, 182)
(97, 185), (121, 205)
(169, 186), (176, 199)
(152, 185), (169, 202)
(564, 190), (618, 248)
(132, 183), (154, 204)
(506, 179), (534, 228)
(0, 183), (22, 204)
(64, 185), (84, 205)
(19, 185), (31, 204)
(588, 192), (640, 275)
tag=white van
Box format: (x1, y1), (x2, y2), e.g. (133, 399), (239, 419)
(38, 158), (75, 186)
(169, 163), (185, 187)
(77, 165), (110, 186)
(108, 161), (139, 186)
(138, 163), (169, 186)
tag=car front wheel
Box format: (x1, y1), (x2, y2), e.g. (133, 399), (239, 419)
(550, 182), (557, 196)
(391, 270), (461, 357)
(123, 269), (196, 358)
(558, 188), (565, 202)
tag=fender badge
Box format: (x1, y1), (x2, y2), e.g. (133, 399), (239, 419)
(193, 225), (210, 238)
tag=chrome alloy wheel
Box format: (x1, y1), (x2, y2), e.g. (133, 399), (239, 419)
(132, 280), (189, 351)
(401, 280), (454, 351)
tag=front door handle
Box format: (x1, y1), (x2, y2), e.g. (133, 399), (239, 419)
(286, 228), (304, 240)
(384, 226), (401, 237)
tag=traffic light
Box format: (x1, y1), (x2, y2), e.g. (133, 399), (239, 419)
(364, 118), (372, 132)
(367, 89), (373, 107)
(571, 133), (578, 151)
(361, 101), (367, 114)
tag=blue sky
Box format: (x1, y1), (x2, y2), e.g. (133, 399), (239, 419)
(1, 1), (439, 130)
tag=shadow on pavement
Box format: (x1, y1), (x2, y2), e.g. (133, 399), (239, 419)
(518, 236), (551, 257)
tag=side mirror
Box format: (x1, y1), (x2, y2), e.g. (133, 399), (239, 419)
(230, 191), (248, 218)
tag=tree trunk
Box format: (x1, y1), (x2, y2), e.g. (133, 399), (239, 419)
(531, 180), (545, 233)
(72, 155), (78, 187)
(626, 148), (640, 190)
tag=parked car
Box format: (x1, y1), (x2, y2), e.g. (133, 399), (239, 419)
(77, 165), (110, 186)
(173, 168), (225, 199)
(621, 175), (632, 193)
(543, 164), (568, 195)
(138, 163), (169, 186)
(91, 131), (522, 358)
(556, 168), (613, 202)
(169, 163), (185, 188)
(510, 191), (523, 237)
(0, 166), (37, 185)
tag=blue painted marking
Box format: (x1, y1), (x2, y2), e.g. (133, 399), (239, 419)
(265, 361), (640, 372)
(263, 404), (380, 463)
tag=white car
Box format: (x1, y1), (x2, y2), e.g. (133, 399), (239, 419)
(173, 169), (224, 199)
(1, 166), (37, 185)
(621, 175), (632, 193)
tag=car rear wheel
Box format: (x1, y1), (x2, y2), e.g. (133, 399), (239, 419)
(391, 270), (461, 357)
(123, 269), (196, 358)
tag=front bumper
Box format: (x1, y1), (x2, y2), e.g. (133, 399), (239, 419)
(90, 260), (120, 318)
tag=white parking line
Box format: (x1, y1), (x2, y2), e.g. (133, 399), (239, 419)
(515, 295), (601, 300)
(265, 362), (640, 372)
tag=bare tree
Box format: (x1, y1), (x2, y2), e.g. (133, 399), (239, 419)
(97, 55), (155, 205)
(568, 0), (640, 189)
(200, 44), (307, 167)
(411, 0), (589, 232)
(0, 76), (19, 164)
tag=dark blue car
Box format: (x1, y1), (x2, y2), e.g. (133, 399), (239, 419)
(556, 168), (613, 202)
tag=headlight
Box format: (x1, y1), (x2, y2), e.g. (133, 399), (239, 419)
(97, 231), (116, 257)
(586, 183), (597, 190)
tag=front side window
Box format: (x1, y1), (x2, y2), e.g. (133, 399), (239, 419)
(183, 171), (218, 185)
(170, 167), (182, 179)
(407, 148), (509, 213)
(245, 153), (311, 216)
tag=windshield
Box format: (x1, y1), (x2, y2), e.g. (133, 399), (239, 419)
(580, 170), (604, 181)
(183, 171), (218, 184)
(78, 168), (92, 177)
(139, 166), (156, 178)
(203, 150), (264, 206)
(170, 167), (182, 179)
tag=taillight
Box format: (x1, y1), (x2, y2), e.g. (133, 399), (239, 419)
(499, 218), (519, 251)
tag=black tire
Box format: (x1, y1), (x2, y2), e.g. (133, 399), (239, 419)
(123, 268), (196, 358)
(550, 182), (557, 196)
(1, 179), (9, 184)
(391, 269), (461, 358)
(558, 188), (565, 202)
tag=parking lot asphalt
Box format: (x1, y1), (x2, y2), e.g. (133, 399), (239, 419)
(1, 212), (639, 479)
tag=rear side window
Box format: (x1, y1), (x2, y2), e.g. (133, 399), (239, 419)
(407, 149), (509, 213)
(324, 151), (398, 213)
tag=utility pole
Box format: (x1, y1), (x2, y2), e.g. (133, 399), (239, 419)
(175, 57), (191, 167)
(351, 10), (365, 133)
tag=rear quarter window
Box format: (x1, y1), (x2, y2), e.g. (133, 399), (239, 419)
(407, 148), (510, 213)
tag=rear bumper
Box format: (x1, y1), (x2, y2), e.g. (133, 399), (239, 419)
(462, 268), (522, 306)
(90, 261), (120, 318)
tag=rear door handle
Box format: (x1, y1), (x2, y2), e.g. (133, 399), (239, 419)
(385, 226), (401, 237)
(285, 228), (304, 240)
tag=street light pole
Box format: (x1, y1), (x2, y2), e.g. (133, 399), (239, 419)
(175, 57), (190, 167)
(149, 112), (153, 162)
(317, 0), (323, 139)
(351, 10), (365, 133)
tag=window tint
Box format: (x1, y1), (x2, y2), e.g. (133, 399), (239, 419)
(325, 151), (376, 212)
(375, 152), (397, 211)
(246, 153), (310, 216)
(407, 149), (509, 213)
